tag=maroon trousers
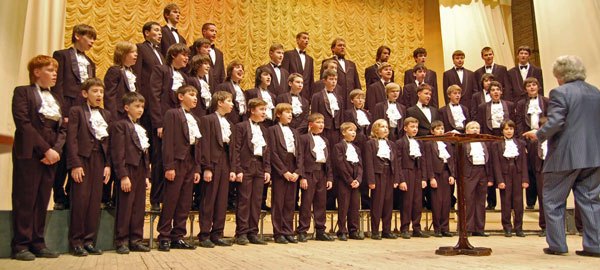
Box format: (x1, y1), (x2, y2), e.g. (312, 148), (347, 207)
(69, 143), (105, 248)
(157, 150), (194, 241)
(323, 127), (339, 210)
(535, 169), (546, 230)
(465, 165), (488, 232)
(149, 131), (165, 205)
(400, 168), (423, 233)
(115, 159), (148, 246)
(336, 180), (360, 235)
(499, 161), (525, 231)
(370, 164), (394, 234)
(271, 154), (298, 238)
(235, 158), (265, 237)
(297, 168), (327, 233)
(199, 152), (231, 241)
(431, 165), (452, 233)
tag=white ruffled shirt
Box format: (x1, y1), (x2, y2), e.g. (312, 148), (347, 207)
(312, 134), (327, 163)
(470, 142), (486, 165)
(198, 78), (212, 108)
(528, 97), (542, 130)
(171, 70), (184, 91)
(89, 105), (109, 140)
(251, 121), (266, 156)
(437, 141), (451, 163)
(260, 89), (274, 120)
(408, 137), (422, 158)
(217, 113), (232, 143)
(133, 122), (150, 150)
(125, 69), (136, 92)
(345, 142), (359, 163)
(36, 85), (61, 121)
(233, 82), (246, 115)
(326, 91), (339, 116)
(184, 110), (202, 145)
(75, 49), (90, 83)
(356, 109), (370, 127)
(491, 102), (504, 128)
(386, 103), (401, 128)
(449, 104), (466, 129)
(291, 95), (303, 116)
(377, 139), (391, 160)
(280, 123), (295, 154)
(503, 139), (519, 158)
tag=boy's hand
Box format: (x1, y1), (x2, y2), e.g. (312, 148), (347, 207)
(264, 173), (271, 184)
(430, 178), (438, 189)
(351, 180), (360, 189)
(236, 173), (243, 182)
(121, 177), (131, 192)
(300, 179), (308, 190)
(42, 148), (60, 165)
(369, 183), (376, 189)
(165, 170), (176, 181)
(103, 166), (111, 184)
(203, 170), (213, 182)
(71, 167), (85, 183)
(283, 172), (293, 181)
(487, 181), (494, 187)
(157, 128), (163, 138)
(399, 182), (408, 191)
(145, 178), (151, 189)
(522, 182), (529, 189)
(449, 176), (456, 185)
(498, 183), (506, 190)
(291, 173), (299, 182)
(229, 172), (236, 182)
(193, 173), (200, 184)
(421, 181), (427, 189)
(393, 183), (399, 188)
(326, 181), (333, 190)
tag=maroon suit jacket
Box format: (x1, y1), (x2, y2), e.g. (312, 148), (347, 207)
(515, 95), (549, 136)
(282, 49), (315, 101)
(104, 66), (140, 122)
(199, 112), (235, 172)
(425, 141), (456, 178)
(12, 85), (66, 159)
(363, 138), (402, 185)
(438, 104), (470, 133)
(160, 25), (187, 57)
(310, 90), (342, 130)
(371, 101), (407, 138)
(66, 104), (111, 169)
(366, 80), (399, 111)
(403, 69), (438, 92)
(275, 92), (309, 133)
(333, 141), (363, 185)
(442, 67), (476, 109)
(406, 105), (440, 137)
(313, 80), (342, 107)
(320, 57), (361, 109)
(396, 136), (427, 181)
(474, 64), (511, 97)
(491, 139), (529, 184)
(232, 120), (271, 174)
(298, 133), (333, 182)
(162, 108), (201, 172)
(343, 108), (372, 148)
(133, 41), (165, 110)
(470, 90), (489, 120)
(209, 46), (226, 89)
(110, 119), (150, 180)
(400, 83), (418, 108)
(255, 63), (289, 97)
(53, 48), (96, 113)
(365, 63), (395, 86)
(508, 63), (544, 103)
(215, 80), (246, 124)
(187, 76), (212, 118)
(149, 65), (189, 129)
(476, 100), (514, 135)
(267, 124), (304, 176)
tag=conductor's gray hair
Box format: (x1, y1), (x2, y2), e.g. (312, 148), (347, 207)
(553, 55), (586, 83)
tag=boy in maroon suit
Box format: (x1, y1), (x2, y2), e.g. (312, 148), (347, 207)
(202, 23), (226, 87)
(275, 73), (309, 133)
(269, 103), (304, 244)
(67, 78), (111, 256)
(365, 46), (394, 86)
(365, 62), (395, 111)
(403, 48), (438, 93)
(198, 91), (236, 248)
(232, 99), (271, 245)
(442, 50), (476, 109)
(296, 113), (334, 242)
(160, 3), (187, 57)
(255, 44), (289, 97)
(474, 47), (511, 98)
(508, 45), (544, 103)
(333, 122), (364, 241)
(426, 121), (456, 237)
(11, 55), (64, 261)
(215, 60), (247, 125)
(476, 81), (514, 137)
(401, 64), (427, 108)
(246, 67), (276, 127)
(188, 55), (213, 118)
(439, 85), (470, 133)
(282, 32), (314, 102)
(491, 120), (529, 237)
(470, 73), (495, 120)
(372, 83), (406, 141)
(157, 85), (202, 252)
(111, 92), (151, 254)
(365, 119), (400, 240)
(52, 24), (97, 210)
(104, 41), (140, 122)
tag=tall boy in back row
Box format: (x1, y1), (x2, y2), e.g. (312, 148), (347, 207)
(282, 32), (315, 102)
(508, 46), (544, 103)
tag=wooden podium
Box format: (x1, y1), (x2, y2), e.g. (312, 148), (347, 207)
(0, 134), (13, 154)
(417, 133), (502, 256)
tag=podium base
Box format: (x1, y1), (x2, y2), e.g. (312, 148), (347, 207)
(435, 246), (492, 256)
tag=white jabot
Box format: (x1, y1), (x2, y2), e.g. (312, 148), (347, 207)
(209, 47), (216, 65)
(326, 91), (339, 115)
(437, 141), (451, 163)
(280, 124), (295, 154)
(503, 139), (519, 158)
(417, 102), (432, 123)
(198, 78), (212, 108)
(217, 113), (232, 143)
(376, 139), (391, 160)
(250, 121), (266, 156)
(541, 140), (548, 160)
(491, 102), (504, 128)
(172, 70), (184, 91)
(124, 69), (137, 92)
(133, 122), (150, 150)
(184, 110), (202, 145)
(297, 48), (306, 70)
(449, 104), (466, 129)
(291, 95), (303, 116)
(345, 142), (359, 163)
(313, 134), (327, 163)
(386, 103), (401, 128)
(89, 106), (109, 140)
(470, 142), (485, 165)
(408, 137), (422, 158)
(36, 85), (61, 121)
(528, 97), (542, 129)
(356, 109), (370, 127)
(75, 49), (90, 83)
(260, 89), (275, 120)
(233, 82), (246, 115)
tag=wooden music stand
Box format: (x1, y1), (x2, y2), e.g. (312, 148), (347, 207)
(0, 134), (13, 154)
(417, 133), (502, 256)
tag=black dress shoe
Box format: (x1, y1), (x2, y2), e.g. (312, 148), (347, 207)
(150, 203), (161, 211)
(212, 238), (233, 246)
(442, 231), (453, 237)
(248, 235), (267, 245)
(486, 206), (495, 210)
(576, 250), (600, 257)
(33, 247), (60, 258)
(433, 232), (443, 238)
(412, 231), (430, 238)
(315, 232), (334, 241)
(171, 239), (196, 250)
(543, 248), (567, 255)
(297, 233), (308, 242)
(129, 243), (150, 252)
(53, 202), (66, 210)
(337, 233), (348, 241)
(116, 245), (130, 254)
(73, 246), (88, 256)
(84, 244), (103, 255)
(382, 232), (398, 239)
(349, 232), (364, 240)
(539, 230), (546, 237)
(13, 249), (35, 261)
(504, 230), (513, 237)
(526, 205), (535, 210)
(274, 236), (288, 244)
(285, 235), (298, 243)
(515, 230), (526, 237)
(102, 201), (115, 210)
(399, 232), (411, 239)
(157, 240), (170, 252)
(371, 232), (382, 240)
(198, 239), (215, 248)
(235, 235), (249, 245)
(472, 232), (489, 237)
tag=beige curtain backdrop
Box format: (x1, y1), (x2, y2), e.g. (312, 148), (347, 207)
(438, 0), (513, 72)
(533, 0), (600, 90)
(0, 0), (66, 210)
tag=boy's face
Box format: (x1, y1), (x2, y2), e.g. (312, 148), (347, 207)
(453, 55), (465, 68)
(525, 82), (539, 97)
(387, 88), (400, 101)
(145, 25), (162, 45)
(342, 127), (356, 142)
(166, 9), (180, 24)
(75, 34), (95, 51)
(35, 64), (57, 88)
(325, 75), (337, 90)
(83, 85), (104, 107)
(404, 122), (419, 137)
(490, 86), (502, 101)
(482, 50), (494, 65)
(503, 125), (514, 139)
(199, 44), (211, 55)
(379, 49), (391, 62)
(124, 50), (138, 68)
(277, 110), (293, 125)
(379, 66), (393, 80)
(414, 53), (426, 64)
(375, 123), (389, 139)
(432, 126), (445, 136)
(448, 90), (461, 104)
(202, 25), (217, 43)
(332, 41), (346, 57)
(518, 50), (530, 64)
(197, 62), (210, 76)
(270, 49), (284, 64)
(351, 95), (365, 109)
(296, 34), (309, 50)
(124, 101), (145, 121)
(232, 65), (244, 82)
(326, 63), (338, 71)
(309, 118), (325, 134)
(219, 97), (234, 113)
(179, 91), (198, 110)
(250, 105), (267, 122)
(466, 124), (480, 134)
(414, 69), (426, 81)
(172, 53), (189, 69)
(289, 77), (303, 93)
(418, 89), (432, 105)
(483, 78), (492, 91)
(260, 72), (271, 87)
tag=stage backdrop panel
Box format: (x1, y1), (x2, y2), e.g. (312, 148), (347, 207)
(64, 0), (425, 89)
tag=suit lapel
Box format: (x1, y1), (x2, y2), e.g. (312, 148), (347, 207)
(122, 69), (132, 92)
(276, 124), (287, 150)
(309, 134), (316, 159)
(128, 120), (143, 150)
(525, 100), (532, 128)
(294, 50), (304, 73)
(323, 90), (333, 116)
(83, 104), (95, 137)
(246, 121), (253, 152)
(486, 102), (493, 131)
(446, 106), (456, 129)
(214, 113), (224, 146)
(501, 100), (510, 120)
(69, 48), (82, 83)
(179, 109), (190, 144)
